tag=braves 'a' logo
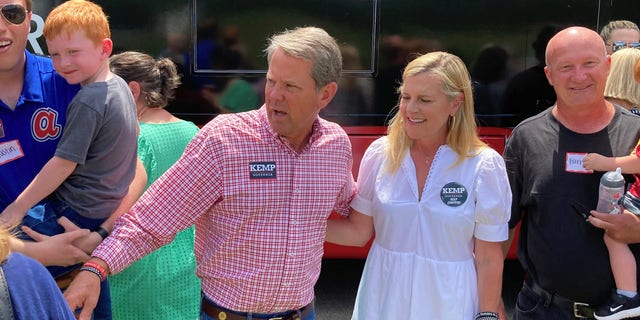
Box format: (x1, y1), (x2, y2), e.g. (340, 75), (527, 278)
(31, 108), (62, 142)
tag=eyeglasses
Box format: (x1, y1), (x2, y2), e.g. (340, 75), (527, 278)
(611, 41), (640, 52)
(1, 4), (28, 25)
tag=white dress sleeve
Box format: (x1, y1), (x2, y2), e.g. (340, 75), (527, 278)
(350, 137), (387, 216)
(473, 148), (512, 242)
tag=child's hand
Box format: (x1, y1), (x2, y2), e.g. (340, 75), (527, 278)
(0, 203), (26, 228)
(20, 216), (93, 265)
(26, 216), (101, 254)
(583, 153), (608, 171)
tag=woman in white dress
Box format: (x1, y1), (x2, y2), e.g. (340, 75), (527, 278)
(326, 51), (511, 320)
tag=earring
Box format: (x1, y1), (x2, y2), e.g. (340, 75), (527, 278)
(448, 115), (455, 128)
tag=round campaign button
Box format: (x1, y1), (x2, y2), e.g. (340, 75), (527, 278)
(440, 182), (468, 207)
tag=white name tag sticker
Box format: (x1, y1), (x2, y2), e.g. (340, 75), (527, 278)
(566, 152), (591, 173)
(0, 140), (24, 165)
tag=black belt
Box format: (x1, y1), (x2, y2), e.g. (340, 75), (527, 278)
(201, 297), (313, 320)
(526, 278), (595, 318)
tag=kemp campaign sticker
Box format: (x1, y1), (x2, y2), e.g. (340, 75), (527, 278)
(440, 182), (468, 207)
(249, 161), (276, 179)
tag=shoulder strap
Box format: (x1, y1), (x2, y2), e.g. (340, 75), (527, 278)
(0, 265), (15, 320)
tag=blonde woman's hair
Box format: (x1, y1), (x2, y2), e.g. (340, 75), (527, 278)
(634, 58), (640, 83)
(605, 48), (640, 108)
(385, 51), (486, 173)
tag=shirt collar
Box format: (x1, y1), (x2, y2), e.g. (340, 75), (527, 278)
(22, 50), (45, 103)
(258, 105), (322, 153)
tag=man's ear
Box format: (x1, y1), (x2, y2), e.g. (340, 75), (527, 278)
(317, 81), (338, 110)
(544, 66), (553, 86)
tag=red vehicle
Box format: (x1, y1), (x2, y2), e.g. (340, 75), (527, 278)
(29, 0), (637, 260)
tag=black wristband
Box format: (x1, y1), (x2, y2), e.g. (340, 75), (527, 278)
(92, 226), (109, 240)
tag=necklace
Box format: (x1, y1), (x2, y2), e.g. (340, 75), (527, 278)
(137, 106), (149, 120)
(411, 147), (435, 167)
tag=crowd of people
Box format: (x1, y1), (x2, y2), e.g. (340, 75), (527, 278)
(3, 0), (640, 319)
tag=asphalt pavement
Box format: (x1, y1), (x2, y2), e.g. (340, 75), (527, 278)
(315, 258), (526, 319)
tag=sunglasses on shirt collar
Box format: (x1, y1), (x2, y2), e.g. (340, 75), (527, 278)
(1, 4), (29, 25)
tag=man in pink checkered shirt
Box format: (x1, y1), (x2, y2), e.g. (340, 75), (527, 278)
(64, 26), (357, 320)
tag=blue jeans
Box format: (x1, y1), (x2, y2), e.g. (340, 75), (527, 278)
(19, 196), (112, 320)
(199, 296), (316, 320)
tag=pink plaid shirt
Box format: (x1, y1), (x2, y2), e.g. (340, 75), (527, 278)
(94, 106), (356, 313)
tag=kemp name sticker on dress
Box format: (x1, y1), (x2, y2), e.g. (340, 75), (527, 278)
(440, 182), (468, 207)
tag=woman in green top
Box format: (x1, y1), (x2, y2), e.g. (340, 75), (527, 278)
(108, 51), (201, 320)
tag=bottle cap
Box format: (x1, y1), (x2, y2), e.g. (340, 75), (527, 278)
(600, 167), (625, 188)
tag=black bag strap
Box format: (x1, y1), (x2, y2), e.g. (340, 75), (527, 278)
(0, 265), (15, 320)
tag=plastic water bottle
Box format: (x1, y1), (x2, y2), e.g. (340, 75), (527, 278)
(596, 167), (625, 214)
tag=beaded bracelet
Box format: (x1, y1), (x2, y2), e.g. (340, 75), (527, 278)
(79, 265), (103, 282)
(475, 311), (499, 320)
(81, 261), (107, 282)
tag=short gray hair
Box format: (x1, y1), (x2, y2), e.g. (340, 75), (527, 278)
(265, 26), (342, 90)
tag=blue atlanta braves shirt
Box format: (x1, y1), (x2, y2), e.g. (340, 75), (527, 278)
(0, 50), (79, 210)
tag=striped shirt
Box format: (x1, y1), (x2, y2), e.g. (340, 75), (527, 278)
(93, 106), (356, 313)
